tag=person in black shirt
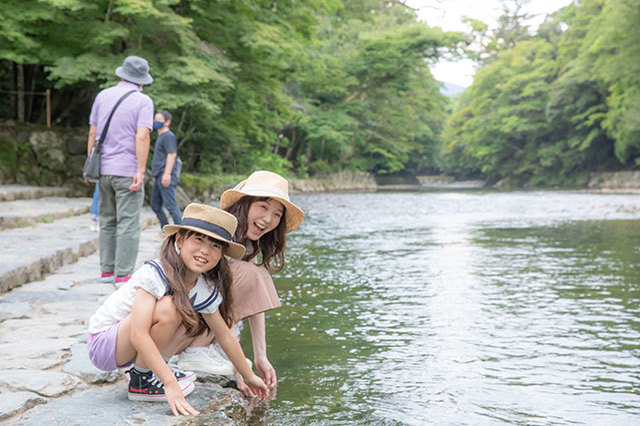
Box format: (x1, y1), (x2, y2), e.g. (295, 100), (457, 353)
(150, 110), (182, 228)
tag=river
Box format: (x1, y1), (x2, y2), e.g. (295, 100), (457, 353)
(240, 190), (640, 425)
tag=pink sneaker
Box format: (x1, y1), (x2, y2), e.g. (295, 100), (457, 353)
(115, 274), (132, 287)
(100, 272), (115, 283)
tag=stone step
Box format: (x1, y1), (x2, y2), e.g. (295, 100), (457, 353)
(0, 208), (158, 294)
(0, 185), (73, 202)
(0, 222), (179, 423)
(0, 196), (92, 229)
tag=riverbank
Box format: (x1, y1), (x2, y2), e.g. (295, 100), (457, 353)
(0, 121), (377, 199)
(0, 185), (266, 424)
(585, 171), (640, 193)
(2, 120), (640, 198)
(175, 171), (376, 208)
(411, 172), (640, 194)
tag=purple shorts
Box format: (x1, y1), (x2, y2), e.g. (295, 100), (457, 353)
(87, 322), (135, 371)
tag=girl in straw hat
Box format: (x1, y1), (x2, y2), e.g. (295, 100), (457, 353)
(88, 203), (268, 416)
(178, 171), (304, 396)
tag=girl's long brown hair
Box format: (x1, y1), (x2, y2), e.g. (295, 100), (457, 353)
(225, 196), (287, 272)
(160, 230), (234, 336)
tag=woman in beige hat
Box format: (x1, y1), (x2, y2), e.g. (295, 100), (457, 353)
(177, 171), (304, 396)
(88, 203), (268, 416)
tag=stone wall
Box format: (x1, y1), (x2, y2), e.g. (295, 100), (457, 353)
(0, 120), (88, 195)
(178, 171), (377, 205)
(289, 171), (377, 193)
(1, 120), (378, 197)
(588, 171), (640, 191)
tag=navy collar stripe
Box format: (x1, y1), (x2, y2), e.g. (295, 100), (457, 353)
(145, 260), (173, 295)
(193, 288), (219, 311)
(181, 218), (232, 241)
(145, 260), (219, 312)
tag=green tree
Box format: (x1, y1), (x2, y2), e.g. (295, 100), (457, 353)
(442, 0), (640, 186)
(584, 0), (640, 164)
(284, 3), (459, 175)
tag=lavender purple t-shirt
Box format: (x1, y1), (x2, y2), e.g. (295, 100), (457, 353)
(89, 81), (154, 177)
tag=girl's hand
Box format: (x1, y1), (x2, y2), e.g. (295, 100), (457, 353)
(165, 382), (200, 417)
(255, 356), (277, 389)
(243, 373), (269, 399)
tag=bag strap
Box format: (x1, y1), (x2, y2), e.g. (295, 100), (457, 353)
(95, 90), (137, 151)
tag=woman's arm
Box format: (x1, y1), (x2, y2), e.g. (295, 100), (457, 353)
(203, 311), (269, 398)
(248, 313), (277, 388)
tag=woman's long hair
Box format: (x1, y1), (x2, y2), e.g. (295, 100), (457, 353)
(160, 230), (234, 336)
(225, 196), (287, 272)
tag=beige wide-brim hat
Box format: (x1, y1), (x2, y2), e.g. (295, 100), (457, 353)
(163, 203), (246, 259)
(220, 171), (304, 233)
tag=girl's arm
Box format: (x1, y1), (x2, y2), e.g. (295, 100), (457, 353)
(248, 312), (277, 388)
(203, 311), (269, 398)
(130, 289), (199, 416)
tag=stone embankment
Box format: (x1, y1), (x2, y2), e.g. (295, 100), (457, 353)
(0, 121), (88, 196)
(0, 185), (262, 424)
(587, 171), (640, 193)
(416, 175), (486, 189)
(289, 171), (377, 193)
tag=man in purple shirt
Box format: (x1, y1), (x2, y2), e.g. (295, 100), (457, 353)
(87, 56), (154, 286)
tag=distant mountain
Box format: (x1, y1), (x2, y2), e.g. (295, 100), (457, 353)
(439, 81), (466, 97)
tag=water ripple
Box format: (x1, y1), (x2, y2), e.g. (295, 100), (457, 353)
(264, 192), (640, 425)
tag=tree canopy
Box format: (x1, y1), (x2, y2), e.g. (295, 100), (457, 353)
(0, 0), (459, 178)
(2, 0), (638, 187)
(441, 0), (640, 187)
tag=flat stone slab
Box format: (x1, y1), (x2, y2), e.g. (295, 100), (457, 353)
(0, 185), (72, 202)
(0, 391), (47, 420)
(0, 217), (258, 423)
(0, 197), (92, 229)
(0, 369), (86, 397)
(10, 379), (264, 425)
(62, 343), (120, 384)
(0, 208), (158, 293)
(0, 318), (86, 343)
(0, 352), (64, 371)
(0, 338), (77, 368)
(0, 301), (33, 321)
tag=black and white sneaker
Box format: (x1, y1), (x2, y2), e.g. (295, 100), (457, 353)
(126, 367), (194, 402)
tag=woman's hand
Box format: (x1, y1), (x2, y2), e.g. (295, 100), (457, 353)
(235, 371), (256, 397)
(255, 355), (277, 389)
(235, 371), (270, 398)
(243, 373), (269, 399)
(165, 381), (200, 417)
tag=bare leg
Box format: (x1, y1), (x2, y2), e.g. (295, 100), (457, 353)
(114, 314), (138, 368)
(115, 295), (193, 368)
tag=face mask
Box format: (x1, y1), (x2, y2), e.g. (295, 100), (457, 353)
(153, 120), (165, 131)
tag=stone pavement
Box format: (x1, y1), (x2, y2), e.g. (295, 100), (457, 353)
(0, 185), (265, 425)
(0, 185), (157, 293)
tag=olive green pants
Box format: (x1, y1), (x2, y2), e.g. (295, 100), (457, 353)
(98, 175), (144, 276)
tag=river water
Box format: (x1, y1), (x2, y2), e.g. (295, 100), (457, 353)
(242, 191), (640, 425)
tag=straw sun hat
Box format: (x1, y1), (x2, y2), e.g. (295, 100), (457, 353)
(220, 171), (304, 233)
(163, 203), (246, 259)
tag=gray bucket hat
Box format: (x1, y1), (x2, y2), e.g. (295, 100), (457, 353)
(115, 56), (153, 85)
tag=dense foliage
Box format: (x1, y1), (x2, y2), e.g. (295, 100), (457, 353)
(3, 0), (637, 186)
(441, 0), (640, 187)
(0, 0), (459, 178)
